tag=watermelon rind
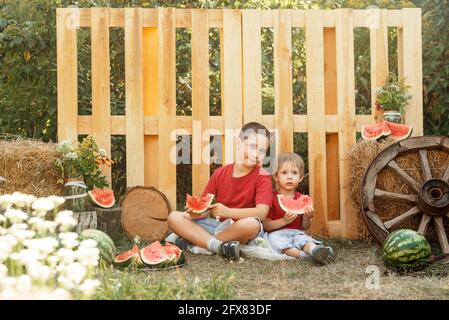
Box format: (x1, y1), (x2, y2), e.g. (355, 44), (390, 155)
(88, 189), (115, 209)
(187, 193), (215, 215)
(140, 242), (172, 267)
(114, 245), (143, 268)
(382, 229), (431, 271)
(277, 194), (313, 215)
(387, 122), (413, 141)
(361, 121), (391, 141)
(80, 229), (116, 264)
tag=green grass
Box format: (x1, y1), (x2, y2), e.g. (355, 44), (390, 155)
(92, 238), (449, 300)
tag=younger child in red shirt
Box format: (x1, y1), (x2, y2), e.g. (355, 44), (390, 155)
(263, 152), (334, 264)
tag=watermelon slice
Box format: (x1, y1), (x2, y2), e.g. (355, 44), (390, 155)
(140, 241), (171, 267)
(277, 194), (313, 215)
(114, 244), (143, 267)
(361, 121), (391, 141)
(88, 187), (115, 208)
(361, 120), (412, 142)
(186, 193), (215, 215)
(387, 122), (413, 141)
(164, 242), (182, 261)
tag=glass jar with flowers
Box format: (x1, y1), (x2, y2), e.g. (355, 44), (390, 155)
(54, 136), (114, 212)
(375, 73), (412, 124)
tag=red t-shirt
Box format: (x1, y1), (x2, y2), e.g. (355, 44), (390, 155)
(201, 163), (273, 221)
(267, 191), (303, 231)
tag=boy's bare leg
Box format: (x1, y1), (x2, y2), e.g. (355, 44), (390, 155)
(282, 248), (306, 259)
(302, 242), (316, 255)
(214, 217), (260, 244)
(167, 211), (213, 249)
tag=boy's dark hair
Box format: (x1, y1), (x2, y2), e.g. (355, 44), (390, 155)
(239, 122), (271, 142)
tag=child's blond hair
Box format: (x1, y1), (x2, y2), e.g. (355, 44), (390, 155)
(273, 152), (305, 190)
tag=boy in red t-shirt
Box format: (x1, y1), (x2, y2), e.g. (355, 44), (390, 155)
(167, 122), (273, 260)
(263, 152), (334, 264)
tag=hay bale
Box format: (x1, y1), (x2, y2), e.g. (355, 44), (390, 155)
(349, 138), (449, 243)
(0, 138), (62, 197)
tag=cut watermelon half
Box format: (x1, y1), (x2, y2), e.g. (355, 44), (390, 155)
(277, 194), (313, 215)
(140, 241), (171, 267)
(88, 187), (115, 208)
(387, 122), (413, 141)
(186, 193), (215, 215)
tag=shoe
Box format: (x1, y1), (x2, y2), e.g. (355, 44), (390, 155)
(326, 246), (335, 262)
(217, 241), (240, 261)
(173, 236), (193, 251)
(311, 245), (331, 265)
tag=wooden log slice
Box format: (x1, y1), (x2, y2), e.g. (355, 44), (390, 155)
(120, 186), (171, 242)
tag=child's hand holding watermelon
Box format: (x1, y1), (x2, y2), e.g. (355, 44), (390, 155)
(185, 193), (215, 220)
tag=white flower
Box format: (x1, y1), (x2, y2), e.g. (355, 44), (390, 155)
(42, 221), (58, 234)
(47, 255), (60, 268)
(4, 209), (28, 223)
(98, 148), (107, 157)
(0, 194), (15, 210)
(0, 214), (6, 225)
(24, 237), (59, 256)
(0, 264), (7, 278)
(32, 198), (55, 212)
(18, 249), (41, 266)
(16, 275), (32, 292)
(78, 279), (100, 296)
(57, 248), (76, 265)
(55, 215), (77, 232)
(10, 229), (35, 242)
(11, 192), (36, 208)
(27, 262), (53, 282)
(57, 275), (75, 290)
(76, 247), (100, 267)
(0, 277), (17, 291)
(48, 196), (65, 208)
(61, 237), (79, 249)
(0, 235), (18, 248)
(10, 223), (28, 231)
(66, 152), (78, 161)
(64, 262), (87, 285)
(79, 239), (97, 249)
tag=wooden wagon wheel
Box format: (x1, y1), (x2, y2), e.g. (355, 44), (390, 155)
(361, 136), (449, 254)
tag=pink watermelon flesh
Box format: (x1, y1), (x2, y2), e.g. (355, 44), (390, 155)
(186, 193), (214, 215)
(140, 241), (171, 266)
(277, 194), (313, 215)
(164, 242), (182, 261)
(88, 188), (115, 208)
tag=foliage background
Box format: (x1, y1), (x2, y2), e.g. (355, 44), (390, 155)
(0, 0), (447, 204)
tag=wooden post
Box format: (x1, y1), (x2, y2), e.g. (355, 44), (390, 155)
(57, 8), (78, 142)
(191, 9), (211, 196)
(91, 8), (112, 184)
(125, 8), (145, 187)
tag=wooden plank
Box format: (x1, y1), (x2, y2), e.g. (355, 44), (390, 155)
(125, 8), (145, 187)
(157, 8), (177, 208)
(242, 9), (262, 125)
(366, 210), (389, 234)
(191, 9), (210, 196)
(274, 9), (293, 153)
(143, 27), (159, 188)
(384, 205), (421, 229)
(324, 27), (340, 222)
(336, 9), (358, 239)
(370, 9), (389, 123)
(305, 10), (328, 236)
(435, 216), (449, 254)
(91, 8), (111, 184)
(222, 9), (243, 164)
(56, 8), (78, 142)
(401, 8), (423, 136)
(419, 149), (432, 181)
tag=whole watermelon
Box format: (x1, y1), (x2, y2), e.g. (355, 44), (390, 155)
(382, 229), (431, 270)
(80, 229), (116, 264)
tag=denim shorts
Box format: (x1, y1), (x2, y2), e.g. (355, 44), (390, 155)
(193, 217), (264, 242)
(267, 228), (322, 254)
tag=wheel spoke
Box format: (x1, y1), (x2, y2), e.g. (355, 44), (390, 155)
(419, 149), (432, 181)
(434, 216), (449, 255)
(387, 160), (421, 193)
(383, 205), (421, 230)
(374, 189), (417, 205)
(443, 166), (449, 183)
(417, 214), (431, 235)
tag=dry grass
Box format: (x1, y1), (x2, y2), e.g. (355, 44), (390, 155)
(0, 138), (62, 197)
(102, 239), (449, 300)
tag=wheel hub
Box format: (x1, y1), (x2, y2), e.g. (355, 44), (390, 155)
(418, 179), (449, 216)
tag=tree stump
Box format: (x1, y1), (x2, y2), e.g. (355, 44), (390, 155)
(120, 186), (171, 242)
(95, 207), (122, 242)
(72, 211), (97, 233)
